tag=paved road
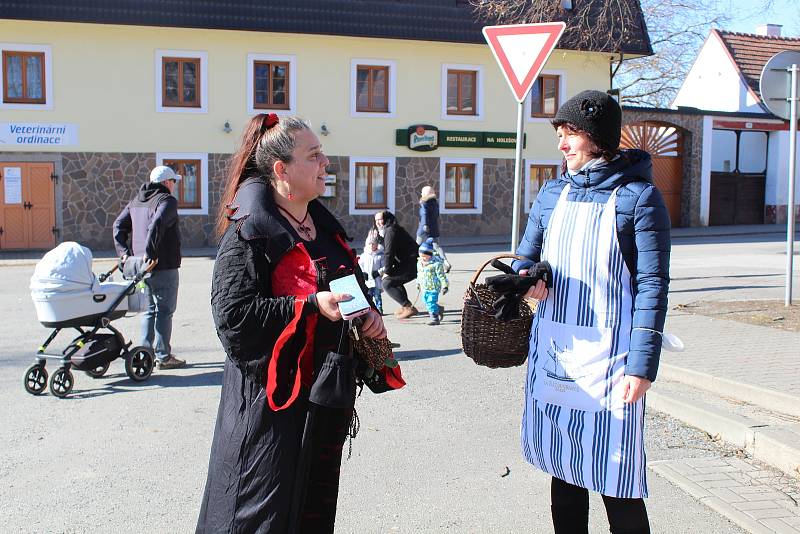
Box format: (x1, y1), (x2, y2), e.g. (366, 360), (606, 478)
(3, 235), (790, 533)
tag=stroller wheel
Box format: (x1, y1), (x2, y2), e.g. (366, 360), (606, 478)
(50, 367), (74, 398)
(125, 346), (154, 382)
(85, 362), (110, 378)
(24, 364), (49, 395)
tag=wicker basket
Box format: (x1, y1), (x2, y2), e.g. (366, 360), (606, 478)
(461, 254), (536, 368)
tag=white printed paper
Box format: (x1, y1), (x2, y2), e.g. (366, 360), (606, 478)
(4, 168), (22, 204)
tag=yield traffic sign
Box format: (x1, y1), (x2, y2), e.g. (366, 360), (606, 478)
(483, 22), (566, 103)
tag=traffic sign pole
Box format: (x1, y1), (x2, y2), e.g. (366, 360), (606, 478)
(511, 101), (525, 252)
(760, 51), (800, 307)
(786, 64), (797, 306)
(483, 22), (565, 253)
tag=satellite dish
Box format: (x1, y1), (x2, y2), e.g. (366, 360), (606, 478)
(760, 51), (800, 120)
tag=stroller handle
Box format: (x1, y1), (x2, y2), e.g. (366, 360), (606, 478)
(133, 258), (158, 282)
(143, 258), (158, 273)
(98, 263), (119, 283)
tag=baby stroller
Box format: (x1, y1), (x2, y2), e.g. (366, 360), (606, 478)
(24, 242), (155, 398)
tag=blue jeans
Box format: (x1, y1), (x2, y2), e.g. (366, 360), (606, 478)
(423, 290), (440, 316)
(367, 287), (383, 314)
(140, 268), (179, 359)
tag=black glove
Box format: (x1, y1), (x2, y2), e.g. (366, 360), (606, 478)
(486, 261), (553, 293)
(486, 273), (536, 295)
(485, 260), (553, 322)
(442, 287), (449, 295)
(527, 261), (553, 288)
(361, 271), (369, 282)
(490, 259), (516, 275)
(371, 270), (380, 280)
(491, 292), (523, 321)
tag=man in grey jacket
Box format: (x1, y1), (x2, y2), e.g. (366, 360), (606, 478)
(113, 165), (185, 369)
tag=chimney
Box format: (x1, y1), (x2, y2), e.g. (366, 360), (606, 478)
(755, 24), (782, 37)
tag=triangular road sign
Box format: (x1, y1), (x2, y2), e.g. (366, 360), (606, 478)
(483, 22), (566, 103)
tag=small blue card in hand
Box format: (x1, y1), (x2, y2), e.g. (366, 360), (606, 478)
(328, 274), (371, 320)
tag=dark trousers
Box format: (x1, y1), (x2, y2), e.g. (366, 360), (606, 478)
(550, 477), (650, 534)
(382, 272), (415, 306)
(296, 404), (352, 533)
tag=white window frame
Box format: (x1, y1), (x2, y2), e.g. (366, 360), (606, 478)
(0, 43), (53, 110)
(348, 157), (396, 215)
(441, 63), (484, 121)
(155, 50), (208, 113)
(246, 53), (296, 115)
(525, 70), (566, 124)
(156, 152), (209, 215)
(524, 160), (561, 213)
(439, 157), (483, 214)
(350, 59), (397, 118)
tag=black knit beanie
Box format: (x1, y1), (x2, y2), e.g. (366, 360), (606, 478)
(552, 90), (622, 153)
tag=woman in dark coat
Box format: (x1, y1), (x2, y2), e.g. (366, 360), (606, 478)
(373, 210), (419, 318)
(415, 185), (451, 272)
(196, 113), (404, 534)
(513, 91), (670, 533)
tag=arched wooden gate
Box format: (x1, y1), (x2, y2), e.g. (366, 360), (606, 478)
(620, 121), (684, 227)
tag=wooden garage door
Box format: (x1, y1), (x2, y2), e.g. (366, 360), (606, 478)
(0, 162), (56, 250)
(620, 121), (684, 227)
(709, 172), (765, 225)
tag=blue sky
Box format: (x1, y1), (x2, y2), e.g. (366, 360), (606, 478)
(725, 0), (799, 36)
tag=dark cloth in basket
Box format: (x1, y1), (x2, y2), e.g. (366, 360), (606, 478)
(485, 261), (552, 321)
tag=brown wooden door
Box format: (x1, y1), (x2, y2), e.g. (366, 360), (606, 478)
(0, 162), (56, 250)
(709, 172), (765, 225)
(620, 121), (684, 227)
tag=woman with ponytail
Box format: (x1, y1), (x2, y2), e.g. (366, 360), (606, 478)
(196, 114), (404, 533)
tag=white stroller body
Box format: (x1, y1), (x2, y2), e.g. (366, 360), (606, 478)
(24, 242), (155, 398)
(30, 242), (146, 327)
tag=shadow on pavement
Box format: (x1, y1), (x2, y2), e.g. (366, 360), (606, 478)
(394, 348), (462, 361)
(669, 284), (781, 294)
(55, 366), (224, 399)
(671, 273), (782, 281)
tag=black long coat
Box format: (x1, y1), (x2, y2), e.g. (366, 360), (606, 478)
(196, 178), (357, 534)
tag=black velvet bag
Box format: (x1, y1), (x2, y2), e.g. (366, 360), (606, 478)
(309, 350), (357, 410)
(356, 359), (397, 394)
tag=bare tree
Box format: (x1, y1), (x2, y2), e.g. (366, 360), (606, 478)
(470, 0), (729, 106)
(616, 0), (727, 106)
(470, 0), (646, 54)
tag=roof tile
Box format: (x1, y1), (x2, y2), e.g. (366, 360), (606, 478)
(716, 30), (800, 99)
(1, 0), (652, 55)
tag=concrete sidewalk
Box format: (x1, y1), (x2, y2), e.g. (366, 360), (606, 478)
(650, 308), (800, 475)
(2, 223), (798, 265)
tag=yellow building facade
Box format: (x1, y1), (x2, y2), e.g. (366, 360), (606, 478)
(0, 17), (619, 250)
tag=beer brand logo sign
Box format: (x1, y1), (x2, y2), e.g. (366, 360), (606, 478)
(408, 125), (438, 151)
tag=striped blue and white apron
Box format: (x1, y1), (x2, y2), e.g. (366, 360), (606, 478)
(521, 184), (647, 499)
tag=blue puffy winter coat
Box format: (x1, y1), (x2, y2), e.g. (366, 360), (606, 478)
(417, 196), (440, 238)
(513, 149), (670, 382)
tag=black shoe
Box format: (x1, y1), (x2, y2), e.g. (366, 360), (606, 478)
(437, 305), (445, 321)
(427, 317), (440, 326)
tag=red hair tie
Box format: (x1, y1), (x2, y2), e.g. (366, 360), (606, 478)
(263, 113), (280, 130)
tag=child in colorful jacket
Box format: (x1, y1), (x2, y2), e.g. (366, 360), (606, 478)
(416, 238), (449, 325)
